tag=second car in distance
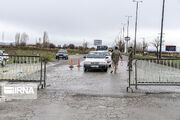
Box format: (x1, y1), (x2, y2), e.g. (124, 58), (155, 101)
(56, 49), (68, 60)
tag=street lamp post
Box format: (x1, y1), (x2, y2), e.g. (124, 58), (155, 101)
(125, 16), (132, 53)
(159, 0), (166, 59)
(121, 23), (126, 52)
(133, 0), (142, 55)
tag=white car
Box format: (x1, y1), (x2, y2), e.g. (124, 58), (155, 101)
(98, 51), (112, 67)
(83, 51), (109, 72)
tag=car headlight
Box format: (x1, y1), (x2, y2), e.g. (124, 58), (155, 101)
(107, 60), (111, 63)
(84, 61), (91, 64)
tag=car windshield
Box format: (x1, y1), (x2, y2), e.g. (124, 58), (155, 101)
(103, 52), (110, 56)
(87, 52), (106, 58)
(58, 51), (67, 53)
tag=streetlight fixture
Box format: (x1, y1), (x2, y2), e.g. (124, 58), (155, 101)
(133, 0), (143, 55)
(159, 0), (166, 59)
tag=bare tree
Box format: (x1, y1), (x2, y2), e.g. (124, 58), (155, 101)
(114, 34), (125, 52)
(142, 40), (148, 55)
(151, 37), (164, 58)
(83, 41), (88, 49)
(49, 43), (56, 48)
(20, 32), (29, 46)
(68, 44), (75, 49)
(43, 31), (49, 47)
(63, 44), (68, 49)
(78, 46), (83, 50)
(57, 45), (61, 48)
(15, 33), (21, 46)
(116, 40), (125, 52)
(134, 41), (148, 54)
(136, 42), (143, 53)
(128, 42), (134, 48)
(127, 42), (134, 52)
(39, 37), (42, 44)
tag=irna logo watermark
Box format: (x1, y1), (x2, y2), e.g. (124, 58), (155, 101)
(4, 86), (35, 94)
(1, 83), (37, 99)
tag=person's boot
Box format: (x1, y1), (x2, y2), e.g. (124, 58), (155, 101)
(127, 68), (133, 71)
(114, 69), (117, 74)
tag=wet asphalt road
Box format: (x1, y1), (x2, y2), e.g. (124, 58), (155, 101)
(1, 55), (180, 120)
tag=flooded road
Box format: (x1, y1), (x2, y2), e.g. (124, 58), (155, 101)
(1, 55), (180, 120)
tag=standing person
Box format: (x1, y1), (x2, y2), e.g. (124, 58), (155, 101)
(111, 46), (122, 74)
(128, 47), (134, 71)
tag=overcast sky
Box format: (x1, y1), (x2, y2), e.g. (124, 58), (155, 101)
(0, 0), (180, 49)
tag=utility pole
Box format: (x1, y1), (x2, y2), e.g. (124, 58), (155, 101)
(121, 23), (126, 52)
(125, 16), (132, 53)
(159, 0), (166, 59)
(126, 16), (132, 37)
(133, 0), (143, 55)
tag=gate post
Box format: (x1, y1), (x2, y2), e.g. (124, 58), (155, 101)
(127, 60), (133, 93)
(43, 60), (47, 88)
(40, 57), (43, 89)
(135, 60), (138, 89)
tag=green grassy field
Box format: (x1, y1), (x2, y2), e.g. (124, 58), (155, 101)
(134, 54), (155, 59)
(0, 46), (90, 62)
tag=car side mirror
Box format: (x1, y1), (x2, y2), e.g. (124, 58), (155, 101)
(83, 56), (86, 58)
(106, 56), (109, 59)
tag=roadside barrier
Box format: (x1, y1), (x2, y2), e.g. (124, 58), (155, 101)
(69, 57), (73, 68)
(77, 58), (81, 68)
(0, 55), (46, 89)
(127, 57), (180, 92)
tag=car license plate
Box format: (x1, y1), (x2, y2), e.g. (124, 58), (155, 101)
(91, 62), (99, 65)
(91, 65), (99, 68)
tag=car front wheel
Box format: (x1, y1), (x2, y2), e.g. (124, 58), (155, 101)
(103, 68), (108, 72)
(84, 68), (88, 72)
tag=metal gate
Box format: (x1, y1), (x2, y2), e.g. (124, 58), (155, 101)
(0, 55), (46, 89)
(127, 58), (180, 92)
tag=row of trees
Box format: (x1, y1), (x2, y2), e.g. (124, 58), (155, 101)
(14, 32), (89, 50)
(115, 36), (164, 57)
(57, 41), (89, 50)
(15, 32), (29, 46)
(14, 31), (163, 55)
(15, 31), (50, 48)
(115, 39), (148, 53)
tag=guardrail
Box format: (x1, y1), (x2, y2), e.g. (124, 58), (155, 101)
(0, 55), (46, 89)
(127, 57), (180, 92)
